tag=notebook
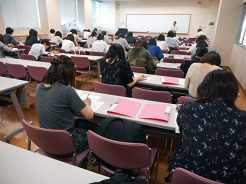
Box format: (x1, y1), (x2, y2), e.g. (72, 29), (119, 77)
(139, 104), (172, 122)
(161, 76), (180, 85)
(107, 98), (142, 118)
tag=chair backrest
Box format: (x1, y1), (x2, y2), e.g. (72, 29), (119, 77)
(49, 42), (57, 46)
(89, 51), (106, 57)
(27, 65), (48, 82)
(71, 56), (90, 70)
(171, 50), (188, 55)
(24, 45), (31, 54)
(132, 87), (172, 103)
(155, 68), (184, 78)
(75, 50), (86, 55)
(171, 168), (222, 184)
(183, 40), (194, 44)
(94, 82), (126, 97)
(40, 56), (54, 62)
(177, 96), (196, 104)
(57, 48), (66, 53)
(0, 62), (7, 76)
(87, 130), (150, 169)
(84, 44), (88, 48)
(21, 119), (76, 155)
(130, 66), (146, 74)
(163, 58), (184, 64)
(188, 38), (196, 42)
(20, 54), (36, 61)
(5, 63), (27, 79)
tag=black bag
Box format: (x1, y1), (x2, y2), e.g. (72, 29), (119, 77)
(97, 118), (146, 143)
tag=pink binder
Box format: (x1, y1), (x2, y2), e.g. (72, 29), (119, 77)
(161, 76), (179, 85)
(139, 104), (171, 122)
(107, 98), (142, 118)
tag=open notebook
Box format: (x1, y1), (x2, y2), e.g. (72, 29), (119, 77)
(139, 104), (172, 122)
(107, 98), (142, 118)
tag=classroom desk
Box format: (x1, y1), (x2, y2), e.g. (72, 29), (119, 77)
(76, 90), (179, 136)
(164, 54), (191, 60)
(52, 53), (104, 62)
(0, 57), (51, 69)
(0, 77), (29, 142)
(11, 48), (26, 59)
(157, 62), (182, 70)
(0, 142), (108, 184)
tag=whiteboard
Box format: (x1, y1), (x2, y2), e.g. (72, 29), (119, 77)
(126, 14), (191, 34)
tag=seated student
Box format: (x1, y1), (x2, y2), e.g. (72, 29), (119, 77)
(185, 51), (222, 98)
(92, 34), (108, 53)
(113, 34), (131, 56)
(4, 27), (18, 45)
(93, 28), (98, 35)
(127, 40), (156, 74)
(61, 34), (76, 53)
(28, 39), (51, 60)
(113, 31), (120, 41)
(168, 70), (246, 183)
(48, 29), (55, 40)
(156, 34), (169, 51)
(51, 31), (63, 47)
(100, 43), (145, 96)
(83, 29), (91, 39)
(193, 28), (206, 38)
(125, 32), (136, 45)
(148, 38), (164, 61)
(25, 29), (39, 46)
(180, 47), (208, 76)
(189, 35), (208, 53)
(36, 55), (94, 153)
(101, 31), (110, 44)
(0, 34), (13, 58)
(165, 30), (178, 52)
(70, 29), (83, 47)
(86, 31), (97, 48)
(192, 40), (216, 56)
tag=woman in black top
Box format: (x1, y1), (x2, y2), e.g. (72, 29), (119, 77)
(100, 43), (145, 96)
(168, 70), (246, 183)
(25, 29), (39, 46)
(126, 32), (136, 45)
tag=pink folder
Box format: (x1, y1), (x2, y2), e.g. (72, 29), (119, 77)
(107, 98), (142, 118)
(161, 76), (179, 85)
(176, 63), (182, 68)
(139, 104), (171, 122)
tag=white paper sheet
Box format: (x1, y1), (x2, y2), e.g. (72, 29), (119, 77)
(175, 112), (180, 134)
(91, 101), (105, 112)
(134, 74), (151, 81)
(179, 79), (185, 86)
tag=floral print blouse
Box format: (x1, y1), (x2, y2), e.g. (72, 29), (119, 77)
(168, 98), (246, 183)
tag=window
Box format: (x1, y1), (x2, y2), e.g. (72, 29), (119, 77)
(0, 0), (40, 29)
(237, 3), (246, 47)
(92, 0), (100, 27)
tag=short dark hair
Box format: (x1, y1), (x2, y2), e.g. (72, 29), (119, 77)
(101, 31), (106, 35)
(142, 40), (148, 50)
(70, 29), (77, 35)
(42, 55), (76, 87)
(106, 43), (126, 64)
(50, 29), (55, 34)
(127, 32), (133, 37)
(90, 31), (97, 37)
(28, 29), (38, 37)
(196, 40), (208, 48)
(87, 29), (91, 32)
(117, 34), (125, 39)
(197, 29), (202, 32)
(115, 31), (120, 37)
(196, 35), (207, 43)
(197, 70), (238, 107)
(66, 34), (74, 43)
(55, 31), (62, 38)
(94, 28), (98, 31)
(41, 39), (50, 46)
(97, 34), (104, 40)
(148, 38), (157, 45)
(157, 34), (165, 41)
(6, 27), (14, 34)
(167, 31), (174, 38)
(196, 47), (208, 57)
(200, 51), (221, 66)
(174, 21), (177, 24)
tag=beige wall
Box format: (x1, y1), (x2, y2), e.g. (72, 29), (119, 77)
(46, 0), (62, 32)
(84, 0), (93, 30)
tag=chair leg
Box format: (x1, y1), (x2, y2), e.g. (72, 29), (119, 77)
(87, 150), (93, 170)
(168, 139), (174, 162)
(0, 110), (3, 124)
(155, 151), (160, 183)
(72, 153), (77, 165)
(146, 168), (150, 183)
(163, 137), (168, 157)
(27, 138), (31, 150)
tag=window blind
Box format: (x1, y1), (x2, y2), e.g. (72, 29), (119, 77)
(60, 0), (77, 25)
(0, 0), (40, 29)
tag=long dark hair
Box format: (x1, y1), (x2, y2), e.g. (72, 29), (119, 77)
(130, 40), (145, 58)
(197, 70), (238, 107)
(42, 55), (76, 87)
(148, 38), (157, 45)
(196, 40), (208, 48)
(157, 34), (165, 41)
(55, 31), (62, 38)
(105, 43), (126, 64)
(66, 34), (75, 43)
(27, 29), (38, 39)
(200, 51), (221, 66)
(167, 31), (174, 38)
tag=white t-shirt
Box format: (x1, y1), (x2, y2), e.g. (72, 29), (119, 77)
(61, 40), (76, 52)
(157, 40), (169, 51)
(48, 33), (55, 40)
(193, 31), (206, 38)
(51, 36), (63, 45)
(83, 31), (91, 39)
(28, 43), (47, 60)
(171, 25), (178, 33)
(92, 40), (108, 53)
(189, 43), (197, 53)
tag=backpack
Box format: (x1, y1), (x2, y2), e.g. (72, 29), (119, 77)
(97, 118), (146, 143)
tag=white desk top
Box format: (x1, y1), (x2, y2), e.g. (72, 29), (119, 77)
(0, 142), (108, 184)
(0, 76), (28, 93)
(0, 57), (51, 69)
(77, 90), (178, 132)
(53, 53), (104, 61)
(134, 73), (185, 90)
(157, 62), (181, 70)
(164, 54), (191, 60)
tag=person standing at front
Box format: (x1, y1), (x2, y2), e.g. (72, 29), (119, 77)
(171, 21), (178, 37)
